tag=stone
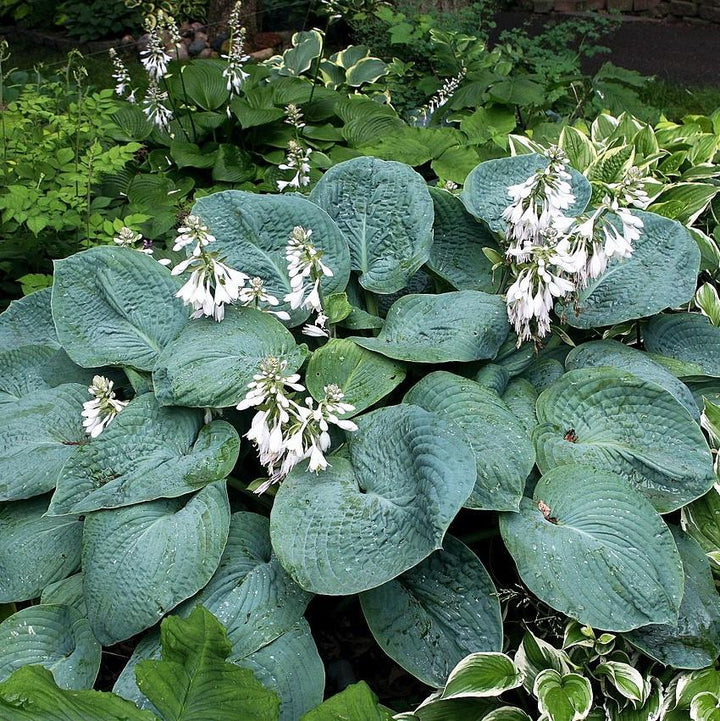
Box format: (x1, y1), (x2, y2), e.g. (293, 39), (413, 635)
(198, 48), (218, 58)
(172, 42), (189, 60)
(699, 4), (720, 19)
(188, 39), (207, 56)
(533, 0), (555, 12)
(249, 47), (275, 61)
(668, 0), (697, 13)
(211, 31), (230, 51)
(608, 0), (634, 10)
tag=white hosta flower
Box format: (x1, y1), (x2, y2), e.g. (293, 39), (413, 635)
(611, 166), (651, 209)
(82, 375), (127, 438)
(114, 226), (144, 249)
(303, 311), (329, 338)
(140, 22), (172, 82)
(284, 103), (305, 129)
(221, 2), (250, 94)
(142, 81), (173, 130)
(236, 356), (305, 412)
(173, 215), (216, 252)
(277, 141), (312, 192)
(416, 66), (466, 125)
(601, 202), (643, 259)
(237, 277), (291, 320)
(109, 48), (135, 102)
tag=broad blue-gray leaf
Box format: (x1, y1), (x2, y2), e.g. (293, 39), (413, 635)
(0, 288), (58, 352)
(310, 157), (434, 293)
(41, 574), (86, 617)
(270, 404), (476, 595)
(500, 464), (683, 632)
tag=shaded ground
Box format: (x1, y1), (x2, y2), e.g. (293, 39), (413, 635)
(494, 11), (720, 85)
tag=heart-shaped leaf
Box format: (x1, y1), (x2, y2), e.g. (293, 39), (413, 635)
(351, 291), (509, 363)
(534, 669), (593, 721)
(0, 496), (81, 603)
(0, 604), (100, 689)
(645, 313), (720, 378)
(305, 338), (405, 416)
(0, 384), (87, 501)
(625, 527), (720, 669)
(514, 632), (573, 693)
(439, 653), (523, 699)
(82, 482), (230, 645)
(153, 306), (307, 408)
(558, 212), (699, 328)
(565, 340), (698, 419)
(49, 394), (239, 515)
(270, 404), (476, 595)
(500, 464), (683, 631)
(360, 535), (502, 688)
(404, 371), (534, 511)
(310, 157), (434, 293)
(52, 247), (188, 371)
(533, 367), (714, 513)
(192, 191), (351, 326)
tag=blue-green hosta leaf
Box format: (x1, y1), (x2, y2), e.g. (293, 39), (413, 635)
(645, 313), (720, 378)
(153, 306), (307, 408)
(499, 464), (683, 632)
(0, 345), (58, 403)
(41, 574), (86, 617)
(270, 404), (476, 595)
(300, 681), (392, 721)
(565, 340), (699, 419)
(359, 535), (502, 688)
(135, 606), (280, 721)
(558, 212), (699, 328)
(48, 394), (239, 515)
(404, 371), (533, 511)
(52, 247), (188, 371)
(0, 384), (87, 501)
(533, 368), (715, 513)
(474, 364), (510, 396)
(0, 604), (100, 689)
(0, 666), (156, 721)
(626, 527), (720, 669)
(501, 379), (538, 434)
(426, 187), (501, 293)
(461, 154), (592, 233)
(191, 191), (351, 326)
(351, 291), (509, 363)
(0, 496), (81, 603)
(0, 288), (58, 352)
(305, 338), (405, 416)
(520, 358), (565, 394)
(82, 482), (230, 646)
(534, 669), (593, 721)
(310, 157), (434, 294)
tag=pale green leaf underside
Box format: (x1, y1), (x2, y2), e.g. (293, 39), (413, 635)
(153, 306), (307, 408)
(52, 247), (188, 371)
(0, 604), (101, 690)
(0, 496), (81, 603)
(82, 482), (230, 646)
(360, 535), (502, 688)
(533, 367), (714, 513)
(270, 404), (476, 595)
(558, 211), (699, 328)
(351, 291), (509, 363)
(0, 384), (87, 502)
(625, 527), (720, 669)
(192, 191), (351, 326)
(404, 371), (534, 511)
(49, 394), (239, 515)
(305, 338), (405, 416)
(500, 464), (683, 632)
(310, 156), (434, 293)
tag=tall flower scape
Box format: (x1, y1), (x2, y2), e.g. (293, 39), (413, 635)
(501, 146), (647, 344)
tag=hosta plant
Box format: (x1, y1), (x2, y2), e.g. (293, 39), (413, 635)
(1, 152), (720, 718)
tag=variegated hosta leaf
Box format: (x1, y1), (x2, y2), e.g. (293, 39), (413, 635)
(404, 371), (534, 511)
(595, 662), (646, 704)
(500, 464), (683, 632)
(0, 384), (87, 501)
(52, 247), (188, 371)
(534, 669), (593, 721)
(558, 212), (699, 328)
(48, 393), (240, 515)
(533, 367), (715, 513)
(514, 632), (574, 694)
(460, 154), (592, 233)
(359, 535), (502, 688)
(0, 496), (81, 603)
(691, 692), (720, 721)
(0, 604), (100, 689)
(270, 404), (476, 595)
(82, 481), (230, 645)
(310, 156), (434, 294)
(683, 487), (720, 559)
(191, 191), (351, 326)
(438, 653), (523, 700)
(625, 527), (720, 669)
(645, 313), (720, 378)
(351, 291), (509, 364)
(153, 305), (307, 408)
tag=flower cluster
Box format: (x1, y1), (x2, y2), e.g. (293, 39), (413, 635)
(114, 226), (171, 265)
(283, 226), (333, 337)
(284, 104), (305, 130)
(82, 376), (128, 438)
(415, 66), (466, 126)
(502, 147), (644, 343)
(237, 277), (291, 320)
(237, 357), (357, 493)
(222, 1), (250, 95)
(109, 48), (135, 102)
(277, 140), (312, 192)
